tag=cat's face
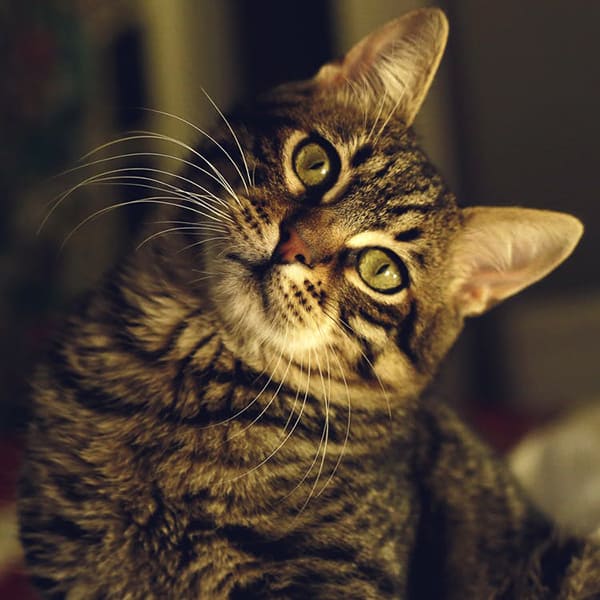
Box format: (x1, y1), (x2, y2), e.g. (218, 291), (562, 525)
(203, 96), (461, 397)
(187, 9), (581, 401)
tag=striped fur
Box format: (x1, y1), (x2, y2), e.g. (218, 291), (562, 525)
(19, 8), (598, 599)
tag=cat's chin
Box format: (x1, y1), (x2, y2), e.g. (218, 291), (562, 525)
(210, 257), (337, 364)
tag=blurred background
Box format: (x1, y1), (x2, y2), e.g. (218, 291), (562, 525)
(0, 0), (598, 595)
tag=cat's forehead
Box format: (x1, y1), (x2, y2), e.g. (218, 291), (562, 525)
(216, 87), (459, 240)
(238, 88), (412, 148)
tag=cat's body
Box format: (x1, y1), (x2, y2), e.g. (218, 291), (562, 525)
(19, 9), (600, 599)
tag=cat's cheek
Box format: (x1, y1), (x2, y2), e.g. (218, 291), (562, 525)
(375, 349), (427, 395)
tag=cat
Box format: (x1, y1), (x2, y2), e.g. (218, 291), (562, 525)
(18, 8), (600, 599)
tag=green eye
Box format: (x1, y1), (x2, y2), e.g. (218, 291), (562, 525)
(357, 248), (407, 294)
(292, 139), (338, 189)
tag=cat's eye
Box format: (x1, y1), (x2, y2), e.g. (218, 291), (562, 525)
(357, 248), (408, 294)
(292, 138), (339, 190)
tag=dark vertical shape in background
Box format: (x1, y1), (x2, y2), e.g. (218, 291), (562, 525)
(442, 0), (509, 406)
(232, 0), (334, 97)
(110, 27), (147, 130)
(108, 27), (152, 236)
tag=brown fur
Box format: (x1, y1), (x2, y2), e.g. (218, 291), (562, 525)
(19, 9), (598, 599)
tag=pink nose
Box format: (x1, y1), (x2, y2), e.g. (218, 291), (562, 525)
(273, 226), (313, 265)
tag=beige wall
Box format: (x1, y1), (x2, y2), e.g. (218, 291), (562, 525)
(133, 1), (239, 157)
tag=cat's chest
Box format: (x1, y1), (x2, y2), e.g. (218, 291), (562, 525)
(139, 462), (419, 598)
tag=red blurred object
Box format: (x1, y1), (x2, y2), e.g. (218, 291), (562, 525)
(0, 569), (40, 600)
(469, 404), (538, 454)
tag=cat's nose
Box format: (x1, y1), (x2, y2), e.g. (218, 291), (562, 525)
(273, 225), (313, 266)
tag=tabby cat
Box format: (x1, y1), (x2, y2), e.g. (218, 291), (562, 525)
(18, 8), (600, 599)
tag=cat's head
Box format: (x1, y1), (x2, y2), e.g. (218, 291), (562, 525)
(187, 9), (581, 400)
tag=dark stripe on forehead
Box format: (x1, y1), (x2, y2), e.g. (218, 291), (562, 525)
(394, 227), (422, 242)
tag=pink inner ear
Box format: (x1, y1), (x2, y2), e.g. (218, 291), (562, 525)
(452, 207), (583, 317)
(313, 9), (449, 126)
(341, 20), (403, 81)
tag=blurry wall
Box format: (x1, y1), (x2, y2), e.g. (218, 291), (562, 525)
(447, 0), (600, 413)
(0, 0), (598, 439)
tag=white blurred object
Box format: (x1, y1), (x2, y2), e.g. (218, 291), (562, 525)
(510, 401), (600, 536)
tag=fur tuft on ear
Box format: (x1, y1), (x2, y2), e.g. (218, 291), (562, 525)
(314, 8), (448, 126)
(450, 207), (583, 317)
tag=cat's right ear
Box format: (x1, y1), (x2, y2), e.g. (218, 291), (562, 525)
(449, 207), (583, 317)
(314, 8), (448, 126)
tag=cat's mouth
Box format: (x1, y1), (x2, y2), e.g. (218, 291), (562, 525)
(217, 250), (334, 353)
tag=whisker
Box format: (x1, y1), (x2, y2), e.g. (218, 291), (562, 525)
(56, 150), (241, 204)
(59, 196), (225, 251)
(40, 168), (232, 234)
(82, 173), (233, 222)
(320, 306), (392, 420)
(136, 225), (227, 251)
(197, 326), (290, 430)
(278, 350), (317, 506)
(343, 76), (369, 133)
(80, 132), (242, 206)
(297, 346), (330, 513)
(175, 236), (230, 254)
(316, 340), (352, 498)
(150, 220), (226, 232)
(373, 91), (405, 145)
(200, 88), (252, 190)
(79, 180), (233, 229)
(213, 326), (293, 451)
(77, 165), (233, 212)
(141, 108), (250, 195)
(224, 353), (304, 483)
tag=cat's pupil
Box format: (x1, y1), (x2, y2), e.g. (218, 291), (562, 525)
(376, 262), (390, 276)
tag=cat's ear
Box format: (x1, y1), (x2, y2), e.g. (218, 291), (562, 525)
(314, 8), (448, 125)
(450, 207), (583, 317)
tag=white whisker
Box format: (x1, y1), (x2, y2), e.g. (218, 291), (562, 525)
(200, 89), (252, 189)
(316, 341), (352, 498)
(299, 345), (330, 511)
(175, 236), (230, 254)
(199, 326), (290, 430)
(40, 167), (232, 234)
(57, 150), (240, 204)
(150, 220), (226, 232)
(74, 172), (234, 222)
(215, 326), (293, 454)
(225, 355), (303, 483)
(142, 107), (251, 195)
(59, 196), (225, 251)
(373, 91), (405, 145)
(136, 224), (227, 251)
(81, 132), (241, 206)
(321, 306), (392, 420)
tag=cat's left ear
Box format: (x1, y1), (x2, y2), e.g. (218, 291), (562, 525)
(450, 207), (583, 317)
(314, 8), (448, 125)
